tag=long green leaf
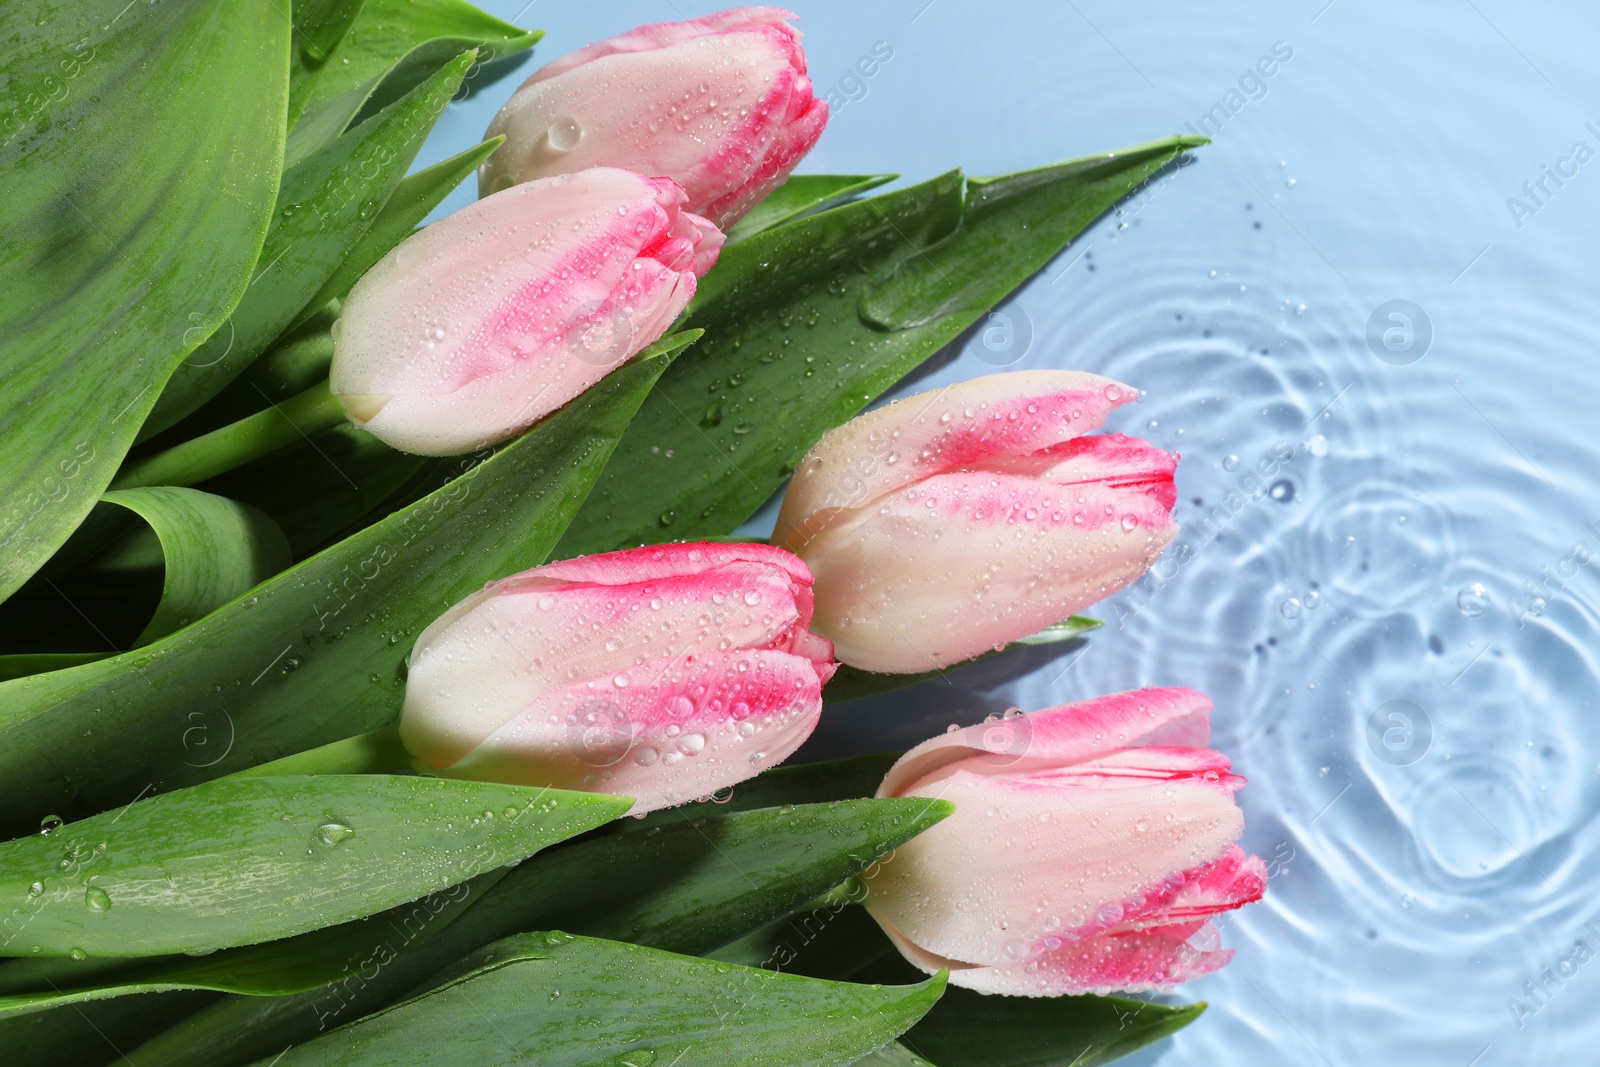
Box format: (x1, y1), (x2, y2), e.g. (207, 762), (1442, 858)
(823, 616), (1101, 703)
(203, 422), (428, 559)
(288, 0), (368, 126)
(272, 932), (945, 1067)
(556, 137), (1205, 558)
(856, 955), (1203, 1067)
(0, 990), (221, 1067)
(853, 1043), (938, 1066)
(724, 173), (898, 244)
(449, 797), (953, 958)
(288, 0), (540, 168)
(100, 488), (291, 647)
(0, 651), (112, 684)
(0, 337), (694, 838)
(0, 776), (625, 963)
(142, 51), (475, 440)
(712, 902), (892, 980)
(112, 796), (949, 1067)
(0, 871), (503, 1017)
(294, 137), (504, 330)
(629, 753), (903, 830)
(0, 0), (289, 602)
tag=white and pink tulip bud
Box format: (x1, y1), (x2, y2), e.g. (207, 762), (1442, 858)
(773, 371), (1179, 674)
(399, 542), (836, 814)
(480, 7), (828, 226)
(863, 688), (1267, 996)
(331, 167), (722, 456)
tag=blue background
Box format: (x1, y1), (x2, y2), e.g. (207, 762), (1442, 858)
(420, 3), (1600, 1063)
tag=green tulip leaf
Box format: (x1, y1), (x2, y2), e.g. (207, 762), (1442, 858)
(557, 137), (1206, 559)
(0, 652), (113, 684)
(853, 1043), (940, 1066)
(900, 971), (1202, 1067)
(0, 0), (290, 603)
(0, 776), (626, 963)
(288, 0), (541, 168)
(0, 871), (506, 1019)
(630, 753), (904, 830)
(450, 797), (952, 958)
(142, 51), (476, 441)
(104, 796), (948, 1067)
(761, 919), (1207, 1067)
(824, 615), (1102, 704)
(293, 136), (505, 329)
(98, 488), (291, 647)
(288, 0), (369, 127)
(271, 931), (945, 1067)
(203, 422), (430, 559)
(0, 990), (222, 1067)
(0, 336), (695, 838)
(711, 901), (893, 981)
(851, 954), (1203, 1067)
(724, 173), (899, 244)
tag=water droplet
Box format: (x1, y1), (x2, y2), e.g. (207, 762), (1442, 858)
(546, 116), (584, 152)
(315, 823), (355, 848)
(27, 881), (43, 898)
(39, 815), (62, 836)
(1221, 454), (1240, 472)
(69, 947), (87, 961)
(85, 887), (111, 912)
(1268, 479), (1295, 502)
(1280, 597), (1302, 619)
(1456, 583), (1489, 617)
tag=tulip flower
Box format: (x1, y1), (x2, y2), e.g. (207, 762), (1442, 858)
(331, 167), (723, 456)
(773, 370), (1179, 674)
(399, 542), (835, 813)
(862, 688), (1266, 995)
(479, 7), (828, 226)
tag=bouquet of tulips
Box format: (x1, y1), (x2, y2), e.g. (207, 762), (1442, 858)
(0, 4), (1264, 1065)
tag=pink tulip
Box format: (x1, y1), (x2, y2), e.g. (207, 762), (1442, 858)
(863, 688), (1266, 996)
(331, 167), (723, 456)
(399, 542), (835, 813)
(773, 371), (1179, 674)
(479, 7), (828, 226)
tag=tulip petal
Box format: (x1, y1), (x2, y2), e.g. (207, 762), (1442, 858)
(527, 8), (801, 83)
(863, 766), (1244, 967)
(434, 648), (824, 813)
(799, 468), (1175, 673)
(775, 370), (1136, 550)
(482, 11), (822, 225)
(332, 169), (714, 455)
(988, 432), (1179, 515)
(878, 688), (1214, 800)
(534, 540), (814, 592)
(401, 542), (829, 768)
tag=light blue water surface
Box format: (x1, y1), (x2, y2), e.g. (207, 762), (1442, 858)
(421, 2), (1600, 1062)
